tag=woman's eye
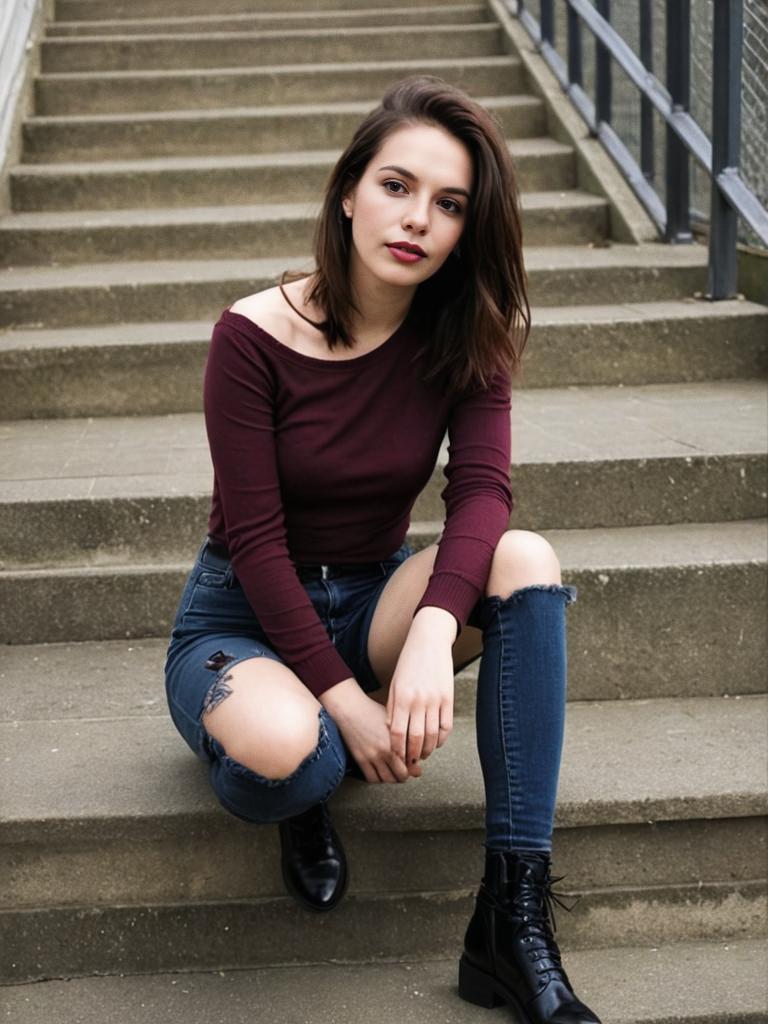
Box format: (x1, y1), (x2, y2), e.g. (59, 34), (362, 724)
(383, 181), (462, 214)
(439, 199), (462, 214)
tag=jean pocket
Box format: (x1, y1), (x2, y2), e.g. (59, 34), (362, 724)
(196, 565), (234, 589)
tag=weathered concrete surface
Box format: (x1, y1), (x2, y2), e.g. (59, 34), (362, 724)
(2, 696), (765, 840)
(2, 300), (764, 420)
(2, 382), (764, 565)
(3, 788), (766, 908)
(1, 0), (763, 1003)
(0, 245), (709, 329)
(1, 625), (765, 726)
(521, 298), (768, 387)
(33, 54), (520, 116)
(39, 25), (503, 74)
(56, 0), (473, 15)
(1, 881), (765, 983)
(21, 95), (542, 163)
(0, 191), (609, 266)
(2, 939), (767, 1024)
(61, 0), (475, 13)
(11, 137), (573, 210)
(45, 5), (494, 38)
(0, 522), (765, 697)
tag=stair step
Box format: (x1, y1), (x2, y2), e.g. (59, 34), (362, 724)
(0, 191), (609, 266)
(3, 299), (764, 419)
(10, 136), (574, 210)
(0, 521), (765, 697)
(21, 94), (543, 163)
(3, 0), (762, 1004)
(1, 693), (765, 979)
(55, 0), (468, 17)
(0, 591), (762, 718)
(6, 693), (760, 837)
(0, 244), (710, 329)
(39, 24), (503, 74)
(47, 3), (492, 36)
(2, 381), (764, 555)
(2, 940), (767, 1024)
(32, 53), (523, 117)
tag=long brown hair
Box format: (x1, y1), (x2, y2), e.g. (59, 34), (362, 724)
(282, 74), (530, 398)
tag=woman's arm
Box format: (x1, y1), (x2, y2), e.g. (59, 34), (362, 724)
(203, 317), (358, 699)
(413, 366), (514, 633)
(388, 368), (514, 766)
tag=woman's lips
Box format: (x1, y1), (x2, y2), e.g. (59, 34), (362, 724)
(386, 244), (425, 263)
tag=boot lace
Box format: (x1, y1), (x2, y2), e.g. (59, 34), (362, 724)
(491, 860), (581, 987)
(286, 801), (334, 859)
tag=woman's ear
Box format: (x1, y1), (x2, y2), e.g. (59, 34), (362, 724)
(341, 182), (356, 219)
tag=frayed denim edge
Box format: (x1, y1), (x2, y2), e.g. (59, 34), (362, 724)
(492, 583), (578, 607)
(215, 706), (333, 789)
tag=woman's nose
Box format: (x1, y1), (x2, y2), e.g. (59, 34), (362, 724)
(402, 207), (428, 232)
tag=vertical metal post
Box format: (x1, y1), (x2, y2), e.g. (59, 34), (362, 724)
(595, 0), (612, 126)
(567, 4), (583, 88)
(708, 0), (742, 298)
(540, 0), (554, 47)
(639, 0), (655, 183)
(665, 0), (692, 242)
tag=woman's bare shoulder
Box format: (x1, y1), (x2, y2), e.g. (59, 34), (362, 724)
(228, 279), (334, 358)
(227, 287), (294, 344)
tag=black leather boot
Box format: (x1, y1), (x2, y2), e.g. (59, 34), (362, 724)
(459, 848), (601, 1023)
(278, 800), (348, 912)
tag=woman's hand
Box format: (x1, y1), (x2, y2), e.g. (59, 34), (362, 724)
(386, 608), (456, 773)
(321, 678), (413, 784)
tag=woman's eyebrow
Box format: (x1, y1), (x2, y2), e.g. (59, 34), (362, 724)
(377, 164), (471, 199)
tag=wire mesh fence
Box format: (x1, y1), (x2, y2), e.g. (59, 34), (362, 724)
(546, 0), (766, 250)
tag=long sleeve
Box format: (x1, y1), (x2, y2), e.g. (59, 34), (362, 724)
(203, 320), (356, 698)
(412, 368), (514, 634)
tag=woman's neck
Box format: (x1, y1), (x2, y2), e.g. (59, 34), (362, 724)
(344, 258), (416, 339)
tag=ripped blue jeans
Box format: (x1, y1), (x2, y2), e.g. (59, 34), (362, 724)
(164, 537), (576, 851)
(470, 582), (578, 851)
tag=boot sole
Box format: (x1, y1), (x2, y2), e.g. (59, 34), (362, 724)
(458, 955), (532, 1022)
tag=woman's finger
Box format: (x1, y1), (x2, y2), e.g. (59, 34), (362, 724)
(389, 704), (410, 763)
(374, 759), (398, 784)
(421, 703), (441, 759)
(406, 708), (426, 766)
(436, 698), (454, 748)
(387, 753), (411, 783)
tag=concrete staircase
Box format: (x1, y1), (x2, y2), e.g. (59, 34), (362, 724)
(1, 0), (767, 1020)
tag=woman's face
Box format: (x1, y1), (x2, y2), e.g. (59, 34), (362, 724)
(341, 122), (473, 293)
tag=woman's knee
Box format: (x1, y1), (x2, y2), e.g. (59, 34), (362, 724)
(202, 656), (323, 780)
(486, 529), (561, 598)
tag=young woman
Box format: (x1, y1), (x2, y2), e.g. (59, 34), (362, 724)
(164, 75), (601, 1023)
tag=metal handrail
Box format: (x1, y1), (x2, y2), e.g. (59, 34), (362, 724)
(512, 0), (768, 300)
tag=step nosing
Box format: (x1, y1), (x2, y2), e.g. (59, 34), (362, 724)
(25, 93), (537, 126)
(1, 191), (608, 227)
(0, 245), (711, 290)
(35, 54), (518, 82)
(2, 696), (765, 831)
(2, 299), (766, 350)
(11, 137), (568, 176)
(42, 23), (497, 43)
(47, 5), (486, 31)
(2, 521), (767, 576)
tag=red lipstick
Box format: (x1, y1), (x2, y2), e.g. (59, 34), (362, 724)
(386, 241), (426, 263)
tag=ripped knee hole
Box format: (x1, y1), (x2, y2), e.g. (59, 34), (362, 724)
(202, 649), (238, 716)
